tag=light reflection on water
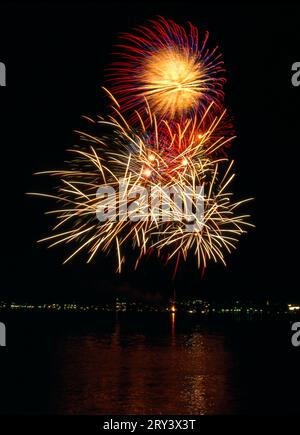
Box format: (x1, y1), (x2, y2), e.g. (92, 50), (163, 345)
(54, 316), (237, 415)
(2, 311), (299, 415)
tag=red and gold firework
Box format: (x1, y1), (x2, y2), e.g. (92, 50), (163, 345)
(30, 93), (252, 274)
(108, 17), (225, 123)
(31, 17), (252, 277)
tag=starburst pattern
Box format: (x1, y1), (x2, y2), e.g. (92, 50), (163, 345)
(108, 17), (225, 123)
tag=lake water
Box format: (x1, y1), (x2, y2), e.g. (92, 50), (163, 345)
(0, 312), (299, 415)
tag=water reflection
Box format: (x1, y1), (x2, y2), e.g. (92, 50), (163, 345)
(2, 312), (299, 414)
(54, 314), (236, 414)
(171, 312), (175, 342)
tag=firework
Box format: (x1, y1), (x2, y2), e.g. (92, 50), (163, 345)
(31, 17), (253, 278)
(108, 17), (225, 123)
(152, 160), (253, 275)
(30, 95), (252, 274)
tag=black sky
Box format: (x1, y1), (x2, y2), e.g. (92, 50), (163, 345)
(0, 1), (299, 302)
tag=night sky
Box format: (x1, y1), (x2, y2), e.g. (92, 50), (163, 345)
(0, 1), (299, 303)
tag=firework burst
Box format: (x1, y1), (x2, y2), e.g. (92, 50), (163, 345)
(31, 17), (253, 279)
(108, 16), (225, 123)
(30, 94), (252, 274)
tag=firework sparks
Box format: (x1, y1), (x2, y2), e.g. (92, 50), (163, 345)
(30, 17), (253, 278)
(151, 160), (253, 275)
(108, 16), (225, 122)
(29, 95), (252, 274)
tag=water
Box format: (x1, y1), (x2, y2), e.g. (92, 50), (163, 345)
(0, 312), (299, 415)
